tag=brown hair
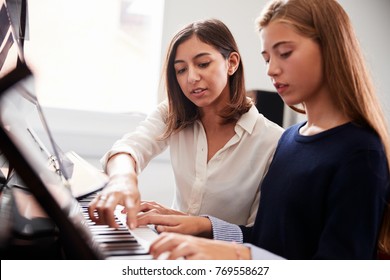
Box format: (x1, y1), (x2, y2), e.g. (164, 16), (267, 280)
(257, 0), (390, 256)
(161, 18), (251, 138)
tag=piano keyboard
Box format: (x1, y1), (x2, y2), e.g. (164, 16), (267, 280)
(78, 194), (157, 260)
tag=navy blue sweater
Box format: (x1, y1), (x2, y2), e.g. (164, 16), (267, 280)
(240, 122), (389, 259)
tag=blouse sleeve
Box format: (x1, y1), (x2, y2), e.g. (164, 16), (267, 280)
(100, 101), (169, 174)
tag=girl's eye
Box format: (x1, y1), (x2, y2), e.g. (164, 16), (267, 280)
(280, 51), (292, 58)
(261, 55), (270, 65)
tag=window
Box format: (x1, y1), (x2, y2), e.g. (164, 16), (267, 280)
(24, 0), (164, 114)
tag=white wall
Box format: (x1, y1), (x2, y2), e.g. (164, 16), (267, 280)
(338, 0), (390, 123)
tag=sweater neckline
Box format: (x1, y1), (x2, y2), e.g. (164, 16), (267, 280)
(294, 121), (353, 143)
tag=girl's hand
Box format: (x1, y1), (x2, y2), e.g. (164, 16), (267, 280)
(138, 200), (187, 216)
(150, 232), (251, 260)
(137, 214), (212, 237)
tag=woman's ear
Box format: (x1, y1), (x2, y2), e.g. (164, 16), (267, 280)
(228, 52), (240, 75)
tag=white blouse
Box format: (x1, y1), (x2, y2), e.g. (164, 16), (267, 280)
(101, 101), (284, 225)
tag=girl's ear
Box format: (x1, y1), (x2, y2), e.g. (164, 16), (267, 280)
(228, 52), (240, 75)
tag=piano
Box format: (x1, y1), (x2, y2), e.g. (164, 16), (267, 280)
(0, 187), (157, 260)
(0, 64), (158, 260)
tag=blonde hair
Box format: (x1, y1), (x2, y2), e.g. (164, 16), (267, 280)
(257, 0), (390, 255)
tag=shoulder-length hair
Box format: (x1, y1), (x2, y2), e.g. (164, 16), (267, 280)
(257, 0), (390, 256)
(161, 18), (251, 138)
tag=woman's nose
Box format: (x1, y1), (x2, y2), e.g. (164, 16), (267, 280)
(188, 67), (200, 83)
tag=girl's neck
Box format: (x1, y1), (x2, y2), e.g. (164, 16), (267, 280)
(300, 96), (350, 136)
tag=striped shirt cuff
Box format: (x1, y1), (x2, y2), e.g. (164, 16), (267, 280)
(203, 215), (243, 243)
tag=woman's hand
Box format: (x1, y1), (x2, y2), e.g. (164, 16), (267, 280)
(137, 214), (213, 237)
(88, 174), (140, 229)
(150, 232), (251, 260)
(88, 153), (140, 229)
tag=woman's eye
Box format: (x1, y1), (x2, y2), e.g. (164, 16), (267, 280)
(176, 68), (186, 75)
(199, 62), (210, 68)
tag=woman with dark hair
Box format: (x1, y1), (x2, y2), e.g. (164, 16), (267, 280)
(88, 19), (283, 230)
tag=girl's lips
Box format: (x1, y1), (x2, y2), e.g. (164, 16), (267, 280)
(274, 83), (288, 95)
(275, 84), (288, 94)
